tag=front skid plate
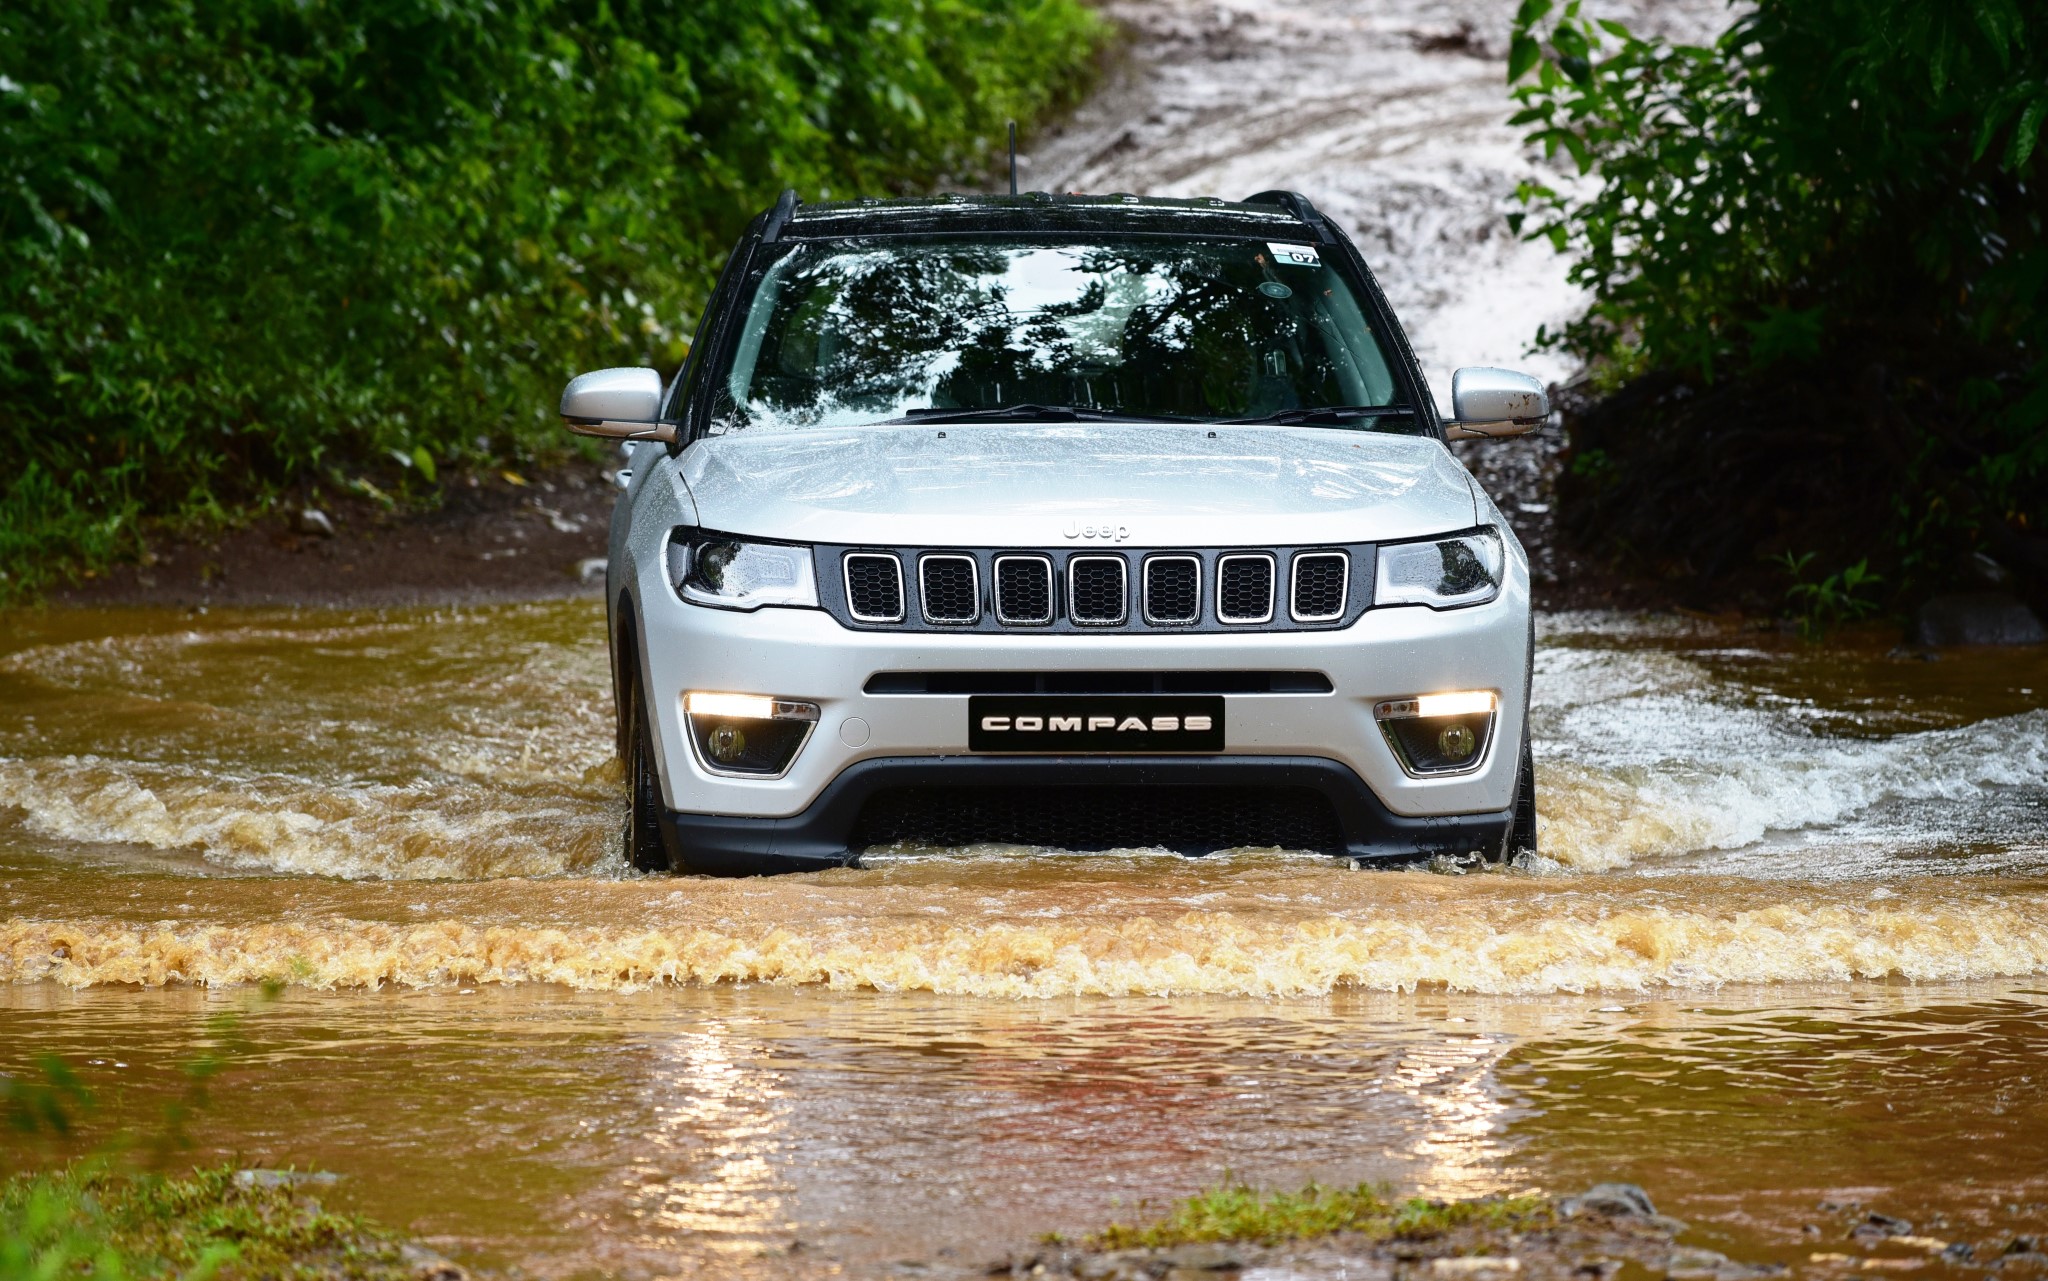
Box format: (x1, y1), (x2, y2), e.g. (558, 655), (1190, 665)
(656, 754), (1511, 876)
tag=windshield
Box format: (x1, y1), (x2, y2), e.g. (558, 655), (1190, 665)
(711, 237), (1412, 432)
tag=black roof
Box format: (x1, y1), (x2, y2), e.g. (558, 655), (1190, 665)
(773, 192), (1328, 243)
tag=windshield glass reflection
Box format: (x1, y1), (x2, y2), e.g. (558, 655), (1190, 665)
(716, 239), (1405, 431)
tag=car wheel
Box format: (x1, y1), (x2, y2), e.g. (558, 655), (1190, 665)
(1503, 734), (1538, 862)
(622, 672), (672, 873)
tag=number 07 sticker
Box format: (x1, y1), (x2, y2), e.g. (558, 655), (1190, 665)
(1267, 243), (1322, 267)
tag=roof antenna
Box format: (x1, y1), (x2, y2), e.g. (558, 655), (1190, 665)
(1007, 120), (1018, 196)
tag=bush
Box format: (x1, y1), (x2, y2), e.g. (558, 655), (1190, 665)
(1507, 0), (2047, 607)
(0, 0), (1104, 597)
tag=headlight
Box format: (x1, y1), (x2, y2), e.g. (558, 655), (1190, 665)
(667, 532), (819, 610)
(1374, 528), (1504, 609)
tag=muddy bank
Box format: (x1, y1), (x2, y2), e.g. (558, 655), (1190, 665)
(52, 461), (617, 610)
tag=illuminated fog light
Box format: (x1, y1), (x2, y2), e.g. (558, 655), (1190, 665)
(1413, 690), (1496, 718)
(686, 691), (778, 719)
(1374, 691), (1498, 777)
(683, 692), (820, 778)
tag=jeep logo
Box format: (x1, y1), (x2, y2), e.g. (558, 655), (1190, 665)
(1063, 521), (1130, 541)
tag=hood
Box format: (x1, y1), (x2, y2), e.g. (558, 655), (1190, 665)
(676, 422), (1479, 548)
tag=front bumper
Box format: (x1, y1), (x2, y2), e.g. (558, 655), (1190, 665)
(628, 555), (1531, 858)
(656, 755), (1514, 873)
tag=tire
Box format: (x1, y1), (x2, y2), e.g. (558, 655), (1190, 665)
(1502, 734), (1538, 862)
(622, 669), (672, 873)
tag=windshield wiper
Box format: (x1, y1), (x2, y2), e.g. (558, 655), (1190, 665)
(890, 404), (1194, 425)
(1214, 405), (1418, 426)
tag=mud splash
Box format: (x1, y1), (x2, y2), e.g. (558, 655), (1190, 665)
(3, 602), (2046, 999)
(6, 882), (2047, 996)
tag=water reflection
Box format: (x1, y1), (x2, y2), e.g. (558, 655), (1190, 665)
(4, 983), (2044, 1277)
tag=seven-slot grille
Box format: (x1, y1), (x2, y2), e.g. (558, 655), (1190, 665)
(1290, 551), (1349, 622)
(994, 555), (1054, 625)
(919, 554), (980, 624)
(1216, 554), (1276, 623)
(1067, 556), (1128, 625)
(1144, 556), (1201, 625)
(831, 546), (1369, 631)
(844, 553), (905, 622)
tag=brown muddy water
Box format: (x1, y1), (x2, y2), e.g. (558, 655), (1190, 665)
(2, 601), (2046, 1277)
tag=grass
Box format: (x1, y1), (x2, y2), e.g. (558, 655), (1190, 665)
(1093, 1181), (1554, 1250)
(0, 1162), (418, 1281)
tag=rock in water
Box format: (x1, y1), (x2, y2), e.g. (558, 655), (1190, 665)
(1911, 593), (2046, 646)
(1564, 1183), (1659, 1219)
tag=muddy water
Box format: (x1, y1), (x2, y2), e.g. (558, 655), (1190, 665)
(1, 602), (2046, 1275)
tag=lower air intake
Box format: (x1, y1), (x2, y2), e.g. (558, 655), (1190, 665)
(849, 785), (1345, 854)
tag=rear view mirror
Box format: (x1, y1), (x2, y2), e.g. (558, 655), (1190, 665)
(1445, 368), (1549, 440)
(560, 367), (675, 443)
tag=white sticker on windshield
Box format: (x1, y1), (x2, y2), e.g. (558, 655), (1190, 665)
(1267, 242), (1322, 267)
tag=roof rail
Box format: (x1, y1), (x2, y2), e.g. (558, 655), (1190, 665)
(761, 189), (801, 243)
(1242, 189), (1332, 242)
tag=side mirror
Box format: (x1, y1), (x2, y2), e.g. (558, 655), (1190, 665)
(1445, 367), (1549, 440)
(560, 367), (675, 443)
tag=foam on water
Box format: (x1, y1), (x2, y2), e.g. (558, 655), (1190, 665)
(2, 603), (2044, 999)
(5, 881), (2046, 995)
(1532, 644), (2048, 873)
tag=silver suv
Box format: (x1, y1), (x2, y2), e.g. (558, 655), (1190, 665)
(563, 191), (1544, 875)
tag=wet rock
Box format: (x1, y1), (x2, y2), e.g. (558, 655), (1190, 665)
(1911, 593), (2046, 646)
(1563, 1184), (1658, 1219)
(234, 1167), (342, 1189)
(1851, 1213), (1914, 1245)
(1157, 1242), (1243, 1271)
(1432, 1258), (1520, 1276)
(298, 508), (336, 538)
(398, 1243), (472, 1281)
(1071, 1251), (1156, 1281)
(1666, 1247), (1733, 1280)
(1665, 1247), (1785, 1281)
(1943, 1244), (1976, 1264)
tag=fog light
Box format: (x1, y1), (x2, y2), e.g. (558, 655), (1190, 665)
(1374, 691), (1497, 777)
(683, 691), (820, 778)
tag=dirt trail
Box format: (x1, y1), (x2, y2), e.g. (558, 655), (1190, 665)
(1032, 0), (1726, 389)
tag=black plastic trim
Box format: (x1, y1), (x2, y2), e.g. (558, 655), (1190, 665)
(816, 543), (1375, 634)
(862, 670), (1335, 695)
(657, 755), (1511, 875)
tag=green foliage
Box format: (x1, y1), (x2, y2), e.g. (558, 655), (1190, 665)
(1777, 551), (1883, 639)
(1, 1163), (413, 1281)
(1095, 1180), (1550, 1249)
(1509, 0), (2048, 602)
(0, 0), (1104, 597)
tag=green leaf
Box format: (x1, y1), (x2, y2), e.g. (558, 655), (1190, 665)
(2005, 94), (2047, 170)
(1508, 33), (1542, 82)
(1512, 0), (1554, 29)
(410, 446), (438, 485)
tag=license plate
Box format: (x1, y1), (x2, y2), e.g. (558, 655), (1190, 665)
(968, 695), (1225, 753)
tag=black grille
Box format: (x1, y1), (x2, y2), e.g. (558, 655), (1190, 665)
(919, 555), (979, 624)
(1291, 552), (1348, 621)
(1217, 555), (1275, 623)
(1068, 556), (1127, 625)
(994, 556), (1053, 624)
(1144, 556), (1201, 624)
(850, 785), (1346, 854)
(844, 553), (904, 621)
